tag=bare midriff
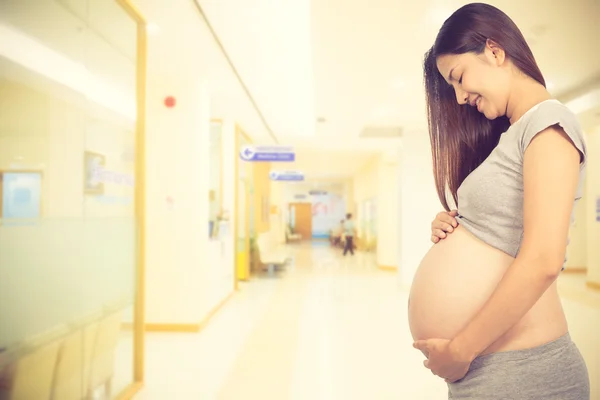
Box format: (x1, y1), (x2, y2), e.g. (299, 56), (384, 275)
(408, 224), (567, 356)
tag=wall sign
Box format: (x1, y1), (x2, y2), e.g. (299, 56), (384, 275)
(240, 145), (295, 162)
(269, 170), (304, 181)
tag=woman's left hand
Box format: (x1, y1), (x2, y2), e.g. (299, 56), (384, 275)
(413, 338), (473, 383)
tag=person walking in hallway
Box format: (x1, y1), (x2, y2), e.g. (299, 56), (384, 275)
(342, 213), (356, 256)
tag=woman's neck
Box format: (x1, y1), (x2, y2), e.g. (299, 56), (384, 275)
(506, 77), (552, 125)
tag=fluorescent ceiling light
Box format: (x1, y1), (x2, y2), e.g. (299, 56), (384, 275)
(0, 22), (135, 121)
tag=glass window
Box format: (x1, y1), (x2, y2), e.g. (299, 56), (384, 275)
(0, 1), (141, 398)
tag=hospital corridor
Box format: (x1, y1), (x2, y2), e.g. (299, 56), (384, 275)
(133, 243), (600, 399)
(1, 0), (599, 399)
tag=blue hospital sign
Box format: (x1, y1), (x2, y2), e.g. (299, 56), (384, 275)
(269, 170), (304, 181)
(239, 145), (295, 162)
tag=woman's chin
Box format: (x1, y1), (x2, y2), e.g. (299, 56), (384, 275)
(481, 109), (498, 120)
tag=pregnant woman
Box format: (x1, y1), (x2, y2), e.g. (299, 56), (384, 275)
(408, 3), (590, 399)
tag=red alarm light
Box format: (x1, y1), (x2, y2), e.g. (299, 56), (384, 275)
(164, 96), (176, 108)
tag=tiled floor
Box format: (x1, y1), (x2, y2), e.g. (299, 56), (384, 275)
(133, 243), (600, 400)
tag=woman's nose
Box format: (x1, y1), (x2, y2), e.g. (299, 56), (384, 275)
(455, 89), (468, 105)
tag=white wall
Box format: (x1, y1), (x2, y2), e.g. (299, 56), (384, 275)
(586, 127), (600, 284)
(353, 156), (379, 243)
(220, 120), (237, 289)
(137, 0), (236, 326)
(344, 178), (355, 215)
(352, 153), (400, 268)
(399, 133), (440, 287)
(353, 156), (379, 208)
(144, 64), (211, 323)
(376, 159), (399, 268)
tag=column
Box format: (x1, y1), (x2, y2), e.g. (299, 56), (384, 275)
(222, 120), (237, 289)
(399, 132), (440, 287)
(376, 158), (399, 269)
(144, 39), (212, 326)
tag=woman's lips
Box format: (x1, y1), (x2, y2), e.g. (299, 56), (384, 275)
(476, 96), (483, 112)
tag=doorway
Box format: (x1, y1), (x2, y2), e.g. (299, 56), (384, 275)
(289, 202), (312, 240)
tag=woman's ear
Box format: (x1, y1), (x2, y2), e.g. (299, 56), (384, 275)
(486, 39), (506, 65)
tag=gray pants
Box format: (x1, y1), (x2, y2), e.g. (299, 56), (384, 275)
(448, 333), (589, 399)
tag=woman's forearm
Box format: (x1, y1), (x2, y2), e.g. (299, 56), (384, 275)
(451, 254), (560, 360)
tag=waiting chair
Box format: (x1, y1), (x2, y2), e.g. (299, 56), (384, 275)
(285, 226), (302, 242)
(256, 233), (288, 276)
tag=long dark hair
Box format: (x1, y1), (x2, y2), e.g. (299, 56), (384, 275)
(425, 3), (545, 210)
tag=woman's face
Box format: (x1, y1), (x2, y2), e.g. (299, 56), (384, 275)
(436, 44), (511, 120)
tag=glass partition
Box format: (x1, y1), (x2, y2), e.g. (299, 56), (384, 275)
(0, 0), (143, 399)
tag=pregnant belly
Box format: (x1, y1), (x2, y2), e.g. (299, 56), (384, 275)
(408, 224), (567, 354)
(408, 225), (513, 341)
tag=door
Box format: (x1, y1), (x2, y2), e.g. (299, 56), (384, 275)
(289, 203), (312, 240)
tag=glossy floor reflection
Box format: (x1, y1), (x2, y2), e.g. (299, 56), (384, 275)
(134, 242), (600, 400)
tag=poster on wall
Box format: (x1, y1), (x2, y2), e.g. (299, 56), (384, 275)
(2, 172), (42, 219)
(311, 192), (346, 239)
(84, 151), (106, 195)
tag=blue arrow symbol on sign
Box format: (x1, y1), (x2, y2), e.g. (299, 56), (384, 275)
(240, 146), (256, 161)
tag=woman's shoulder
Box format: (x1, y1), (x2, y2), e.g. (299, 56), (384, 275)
(522, 99), (580, 128)
(519, 99), (587, 163)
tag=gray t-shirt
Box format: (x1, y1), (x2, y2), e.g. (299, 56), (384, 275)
(456, 99), (587, 266)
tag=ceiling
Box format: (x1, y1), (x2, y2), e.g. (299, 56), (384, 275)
(0, 0), (277, 145)
(202, 0), (600, 152)
(2, 0), (599, 181)
(310, 0), (600, 144)
(274, 149), (378, 180)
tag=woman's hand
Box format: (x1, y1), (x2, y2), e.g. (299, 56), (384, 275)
(431, 210), (458, 243)
(413, 338), (473, 383)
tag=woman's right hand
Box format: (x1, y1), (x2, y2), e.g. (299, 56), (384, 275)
(431, 210), (458, 243)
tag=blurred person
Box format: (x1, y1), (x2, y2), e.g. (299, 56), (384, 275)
(342, 213), (356, 256)
(409, 3), (589, 399)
